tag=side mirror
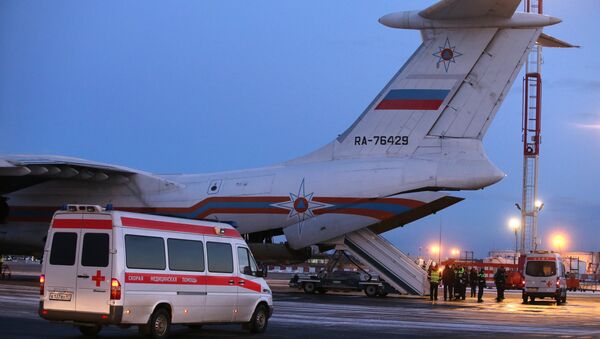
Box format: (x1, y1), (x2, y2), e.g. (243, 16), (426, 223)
(257, 265), (267, 278)
(243, 266), (253, 276)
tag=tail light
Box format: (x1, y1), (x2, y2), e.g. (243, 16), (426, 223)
(39, 274), (45, 296)
(556, 277), (560, 287)
(522, 280), (526, 286)
(110, 278), (121, 300)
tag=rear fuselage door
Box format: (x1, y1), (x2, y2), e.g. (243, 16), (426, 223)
(43, 214), (82, 312)
(75, 214), (113, 314)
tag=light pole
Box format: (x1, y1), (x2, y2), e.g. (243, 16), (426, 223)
(509, 217), (520, 265)
(430, 245), (440, 265)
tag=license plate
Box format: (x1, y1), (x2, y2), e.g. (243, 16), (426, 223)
(49, 292), (72, 301)
(528, 287), (539, 291)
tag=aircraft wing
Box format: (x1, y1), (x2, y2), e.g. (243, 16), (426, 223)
(0, 154), (179, 194)
(419, 0), (521, 20)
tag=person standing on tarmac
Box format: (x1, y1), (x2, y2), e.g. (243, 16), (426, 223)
(494, 266), (507, 302)
(442, 264), (455, 301)
(469, 267), (478, 298)
(428, 264), (440, 301)
(455, 266), (467, 300)
(477, 268), (486, 302)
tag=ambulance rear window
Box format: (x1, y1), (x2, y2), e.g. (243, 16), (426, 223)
(49, 232), (77, 266)
(526, 261), (557, 277)
(125, 235), (166, 270)
(81, 233), (109, 267)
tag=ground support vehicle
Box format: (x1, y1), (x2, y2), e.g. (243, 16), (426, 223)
(291, 271), (394, 297)
(289, 251), (396, 297)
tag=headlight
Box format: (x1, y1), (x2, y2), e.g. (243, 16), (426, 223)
(262, 289), (272, 294)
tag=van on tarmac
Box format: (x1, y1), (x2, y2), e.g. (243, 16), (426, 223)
(39, 205), (273, 338)
(521, 251), (567, 304)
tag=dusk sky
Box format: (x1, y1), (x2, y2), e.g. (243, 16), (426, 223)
(1, 1), (598, 258)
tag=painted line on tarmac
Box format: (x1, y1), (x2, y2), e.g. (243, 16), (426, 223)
(270, 313), (600, 336)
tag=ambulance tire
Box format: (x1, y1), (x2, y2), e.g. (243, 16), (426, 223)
(78, 325), (101, 337)
(247, 304), (269, 333)
(522, 294), (528, 304)
(148, 308), (171, 339)
(557, 291), (567, 305)
(303, 282), (316, 294)
(364, 285), (378, 297)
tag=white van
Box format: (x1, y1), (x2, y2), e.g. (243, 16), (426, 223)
(522, 251), (567, 304)
(39, 205), (273, 338)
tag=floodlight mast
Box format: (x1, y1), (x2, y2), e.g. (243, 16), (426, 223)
(520, 0), (544, 254)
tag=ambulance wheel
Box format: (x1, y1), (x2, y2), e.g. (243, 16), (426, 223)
(530, 296), (536, 302)
(522, 294), (528, 304)
(303, 282), (316, 294)
(247, 304), (269, 333)
(562, 293), (567, 304)
(79, 324), (102, 336)
(148, 308), (171, 338)
(364, 285), (378, 297)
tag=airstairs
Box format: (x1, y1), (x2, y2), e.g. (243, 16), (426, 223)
(336, 228), (428, 296)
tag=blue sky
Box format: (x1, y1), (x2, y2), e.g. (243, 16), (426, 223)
(1, 1), (598, 258)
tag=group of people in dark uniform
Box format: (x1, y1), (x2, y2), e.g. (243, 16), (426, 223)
(428, 263), (507, 303)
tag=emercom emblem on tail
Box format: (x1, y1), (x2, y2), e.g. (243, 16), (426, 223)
(433, 37), (463, 72)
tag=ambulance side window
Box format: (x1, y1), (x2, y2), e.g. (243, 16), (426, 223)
(168, 238), (205, 272)
(125, 235), (166, 270)
(207, 242), (233, 273)
(81, 233), (109, 267)
(49, 232), (77, 266)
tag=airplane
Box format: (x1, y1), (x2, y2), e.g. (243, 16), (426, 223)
(0, 0), (573, 262)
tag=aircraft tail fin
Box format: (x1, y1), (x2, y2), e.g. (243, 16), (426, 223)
(287, 1), (569, 164)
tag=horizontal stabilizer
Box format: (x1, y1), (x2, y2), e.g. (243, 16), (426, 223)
(419, 0), (521, 20)
(536, 33), (579, 48)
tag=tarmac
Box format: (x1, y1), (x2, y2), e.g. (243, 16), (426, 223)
(1, 276), (599, 338)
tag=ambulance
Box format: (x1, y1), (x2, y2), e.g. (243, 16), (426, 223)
(521, 251), (567, 304)
(39, 205), (273, 338)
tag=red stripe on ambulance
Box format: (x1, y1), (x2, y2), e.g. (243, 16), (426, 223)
(52, 218), (113, 229)
(121, 217), (241, 238)
(125, 273), (261, 292)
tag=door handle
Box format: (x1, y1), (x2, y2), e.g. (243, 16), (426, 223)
(228, 279), (235, 285)
(77, 274), (89, 279)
